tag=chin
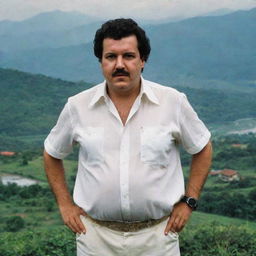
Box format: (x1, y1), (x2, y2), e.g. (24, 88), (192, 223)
(113, 83), (130, 89)
(112, 79), (129, 87)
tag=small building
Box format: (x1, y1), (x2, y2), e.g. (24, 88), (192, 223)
(231, 144), (247, 149)
(218, 169), (240, 182)
(209, 170), (222, 176)
(0, 151), (16, 156)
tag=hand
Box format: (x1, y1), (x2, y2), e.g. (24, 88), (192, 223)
(164, 202), (192, 235)
(59, 203), (87, 234)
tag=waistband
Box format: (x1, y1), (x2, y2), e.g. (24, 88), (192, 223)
(87, 215), (169, 232)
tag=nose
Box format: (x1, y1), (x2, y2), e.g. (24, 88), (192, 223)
(116, 56), (125, 69)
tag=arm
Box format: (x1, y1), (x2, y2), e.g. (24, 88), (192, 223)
(164, 140), (212, 234)
(43, 150), (87, 234)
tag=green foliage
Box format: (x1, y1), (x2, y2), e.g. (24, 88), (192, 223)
(180, 223), (256, 256)
(211, 133), (256, 170)
(5, 216), (25, 232)
(199, 188), (256, 220)
(0, 183), (52, 203)
(0, 68), (91, 139)
(0, 227), (75, 256)
(0, 223), (255, 255)
(180, 86), (256, 125)
(2, 68), (256, 152)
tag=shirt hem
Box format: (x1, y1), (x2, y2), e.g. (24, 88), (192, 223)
(186, 131), (211, 155)
(44, 139), (69, 159)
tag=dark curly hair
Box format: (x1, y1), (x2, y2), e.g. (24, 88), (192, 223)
(94, 18), (151, 62)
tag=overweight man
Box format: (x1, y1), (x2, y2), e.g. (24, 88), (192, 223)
(44, 18), (212, 256)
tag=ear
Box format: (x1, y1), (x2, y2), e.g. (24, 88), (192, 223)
(141, 59), (145, 69)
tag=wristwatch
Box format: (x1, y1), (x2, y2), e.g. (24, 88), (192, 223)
(180, 196), (198, 210)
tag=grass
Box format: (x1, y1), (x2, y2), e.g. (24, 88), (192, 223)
(0, 156), (77, 182)
(189, 211), (256, 231)
(0, 200), (62, 232)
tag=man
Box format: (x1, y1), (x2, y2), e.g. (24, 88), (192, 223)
(44, 18), (212, 255)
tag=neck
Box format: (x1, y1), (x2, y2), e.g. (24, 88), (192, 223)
(106, 81), (141, 126)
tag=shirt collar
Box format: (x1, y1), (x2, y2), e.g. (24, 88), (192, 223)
(140, 77), (160, 105)
(88, 81), (108, 108)
(88, 77), (160, 108)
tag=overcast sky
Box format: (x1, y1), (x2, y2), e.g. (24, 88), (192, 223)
(0, 0), (256, 21)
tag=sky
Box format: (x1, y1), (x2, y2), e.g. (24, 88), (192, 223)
(0, 0), (256, 21)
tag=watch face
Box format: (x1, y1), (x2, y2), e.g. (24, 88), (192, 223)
(188, 198), (197, 206)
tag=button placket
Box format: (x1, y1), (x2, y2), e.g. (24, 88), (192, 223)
(119, 126), (131, 220)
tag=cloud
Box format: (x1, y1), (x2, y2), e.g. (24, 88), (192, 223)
(0, 0), (256, 21)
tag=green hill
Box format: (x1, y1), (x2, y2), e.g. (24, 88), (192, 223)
(1, 67), (256, 151)
(0, 68), (91, 137)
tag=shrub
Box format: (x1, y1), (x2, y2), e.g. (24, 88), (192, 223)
(180, 223), (256, 256)
(5, 216), (25, 232)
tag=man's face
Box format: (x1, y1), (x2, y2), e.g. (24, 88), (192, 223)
(101, 35), (145, 95)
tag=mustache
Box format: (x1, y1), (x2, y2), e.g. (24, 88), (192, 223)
(112, 69), (130, 77)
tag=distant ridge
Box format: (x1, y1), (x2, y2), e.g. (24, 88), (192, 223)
(0, 8), (255, 88)
(0, 10), (100, 35)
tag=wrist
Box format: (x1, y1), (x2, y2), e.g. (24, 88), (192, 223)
(180, 196), (198, 210)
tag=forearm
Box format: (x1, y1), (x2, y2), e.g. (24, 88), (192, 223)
(164, 141), (212, 234)
(185, 141), (212, 199)
(43, 150), (86, 233)
(43, 150), (73, 207)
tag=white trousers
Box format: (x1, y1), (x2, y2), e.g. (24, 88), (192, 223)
(76, 216), (180, 256)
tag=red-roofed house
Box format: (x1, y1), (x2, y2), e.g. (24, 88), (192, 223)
(219, 169), (240, 182)
(0, 151), (16, 156)
(209, 170), (222, 176)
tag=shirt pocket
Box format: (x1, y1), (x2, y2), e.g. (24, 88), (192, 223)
(140, 126), (173, 168)
(80, 127), (104, 165)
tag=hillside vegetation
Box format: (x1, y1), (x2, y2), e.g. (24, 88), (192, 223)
(0, 68), (90, 138)
(1, 68), (256, 151)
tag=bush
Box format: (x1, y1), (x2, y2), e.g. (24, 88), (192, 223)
(0, 227), (75, 256)
(199, 190), (256, 221)
(5, 216), (25, 232)
(180, 223), (256, 256)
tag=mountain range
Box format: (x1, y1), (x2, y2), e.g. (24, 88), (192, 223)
(0, 8), (255, 88)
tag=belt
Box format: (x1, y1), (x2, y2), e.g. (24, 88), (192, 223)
(87, 215), (169, 232)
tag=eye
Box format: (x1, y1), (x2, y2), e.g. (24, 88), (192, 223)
(124, 53), (135, 59)
(105, 54), (116, 60)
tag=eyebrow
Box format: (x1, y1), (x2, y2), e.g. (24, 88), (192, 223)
(104, 51), (137, 55)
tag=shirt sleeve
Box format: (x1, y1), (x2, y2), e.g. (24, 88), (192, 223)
(44, 101), (74, 159)
(178, 93), (211, 154)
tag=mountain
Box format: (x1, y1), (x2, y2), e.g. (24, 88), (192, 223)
(0, 10), (99, 35)
(144, 7), (256, 84)
(202, 8), (234, 17)
(0, 8), (255, 88)
(0, 21), (102, 51)
(1, 68), (256, 139)
(0, 43), (102, 83)
(0, 11), (102, 51)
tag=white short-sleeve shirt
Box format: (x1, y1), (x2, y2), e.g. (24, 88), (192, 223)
(44, 77), (211, 222)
